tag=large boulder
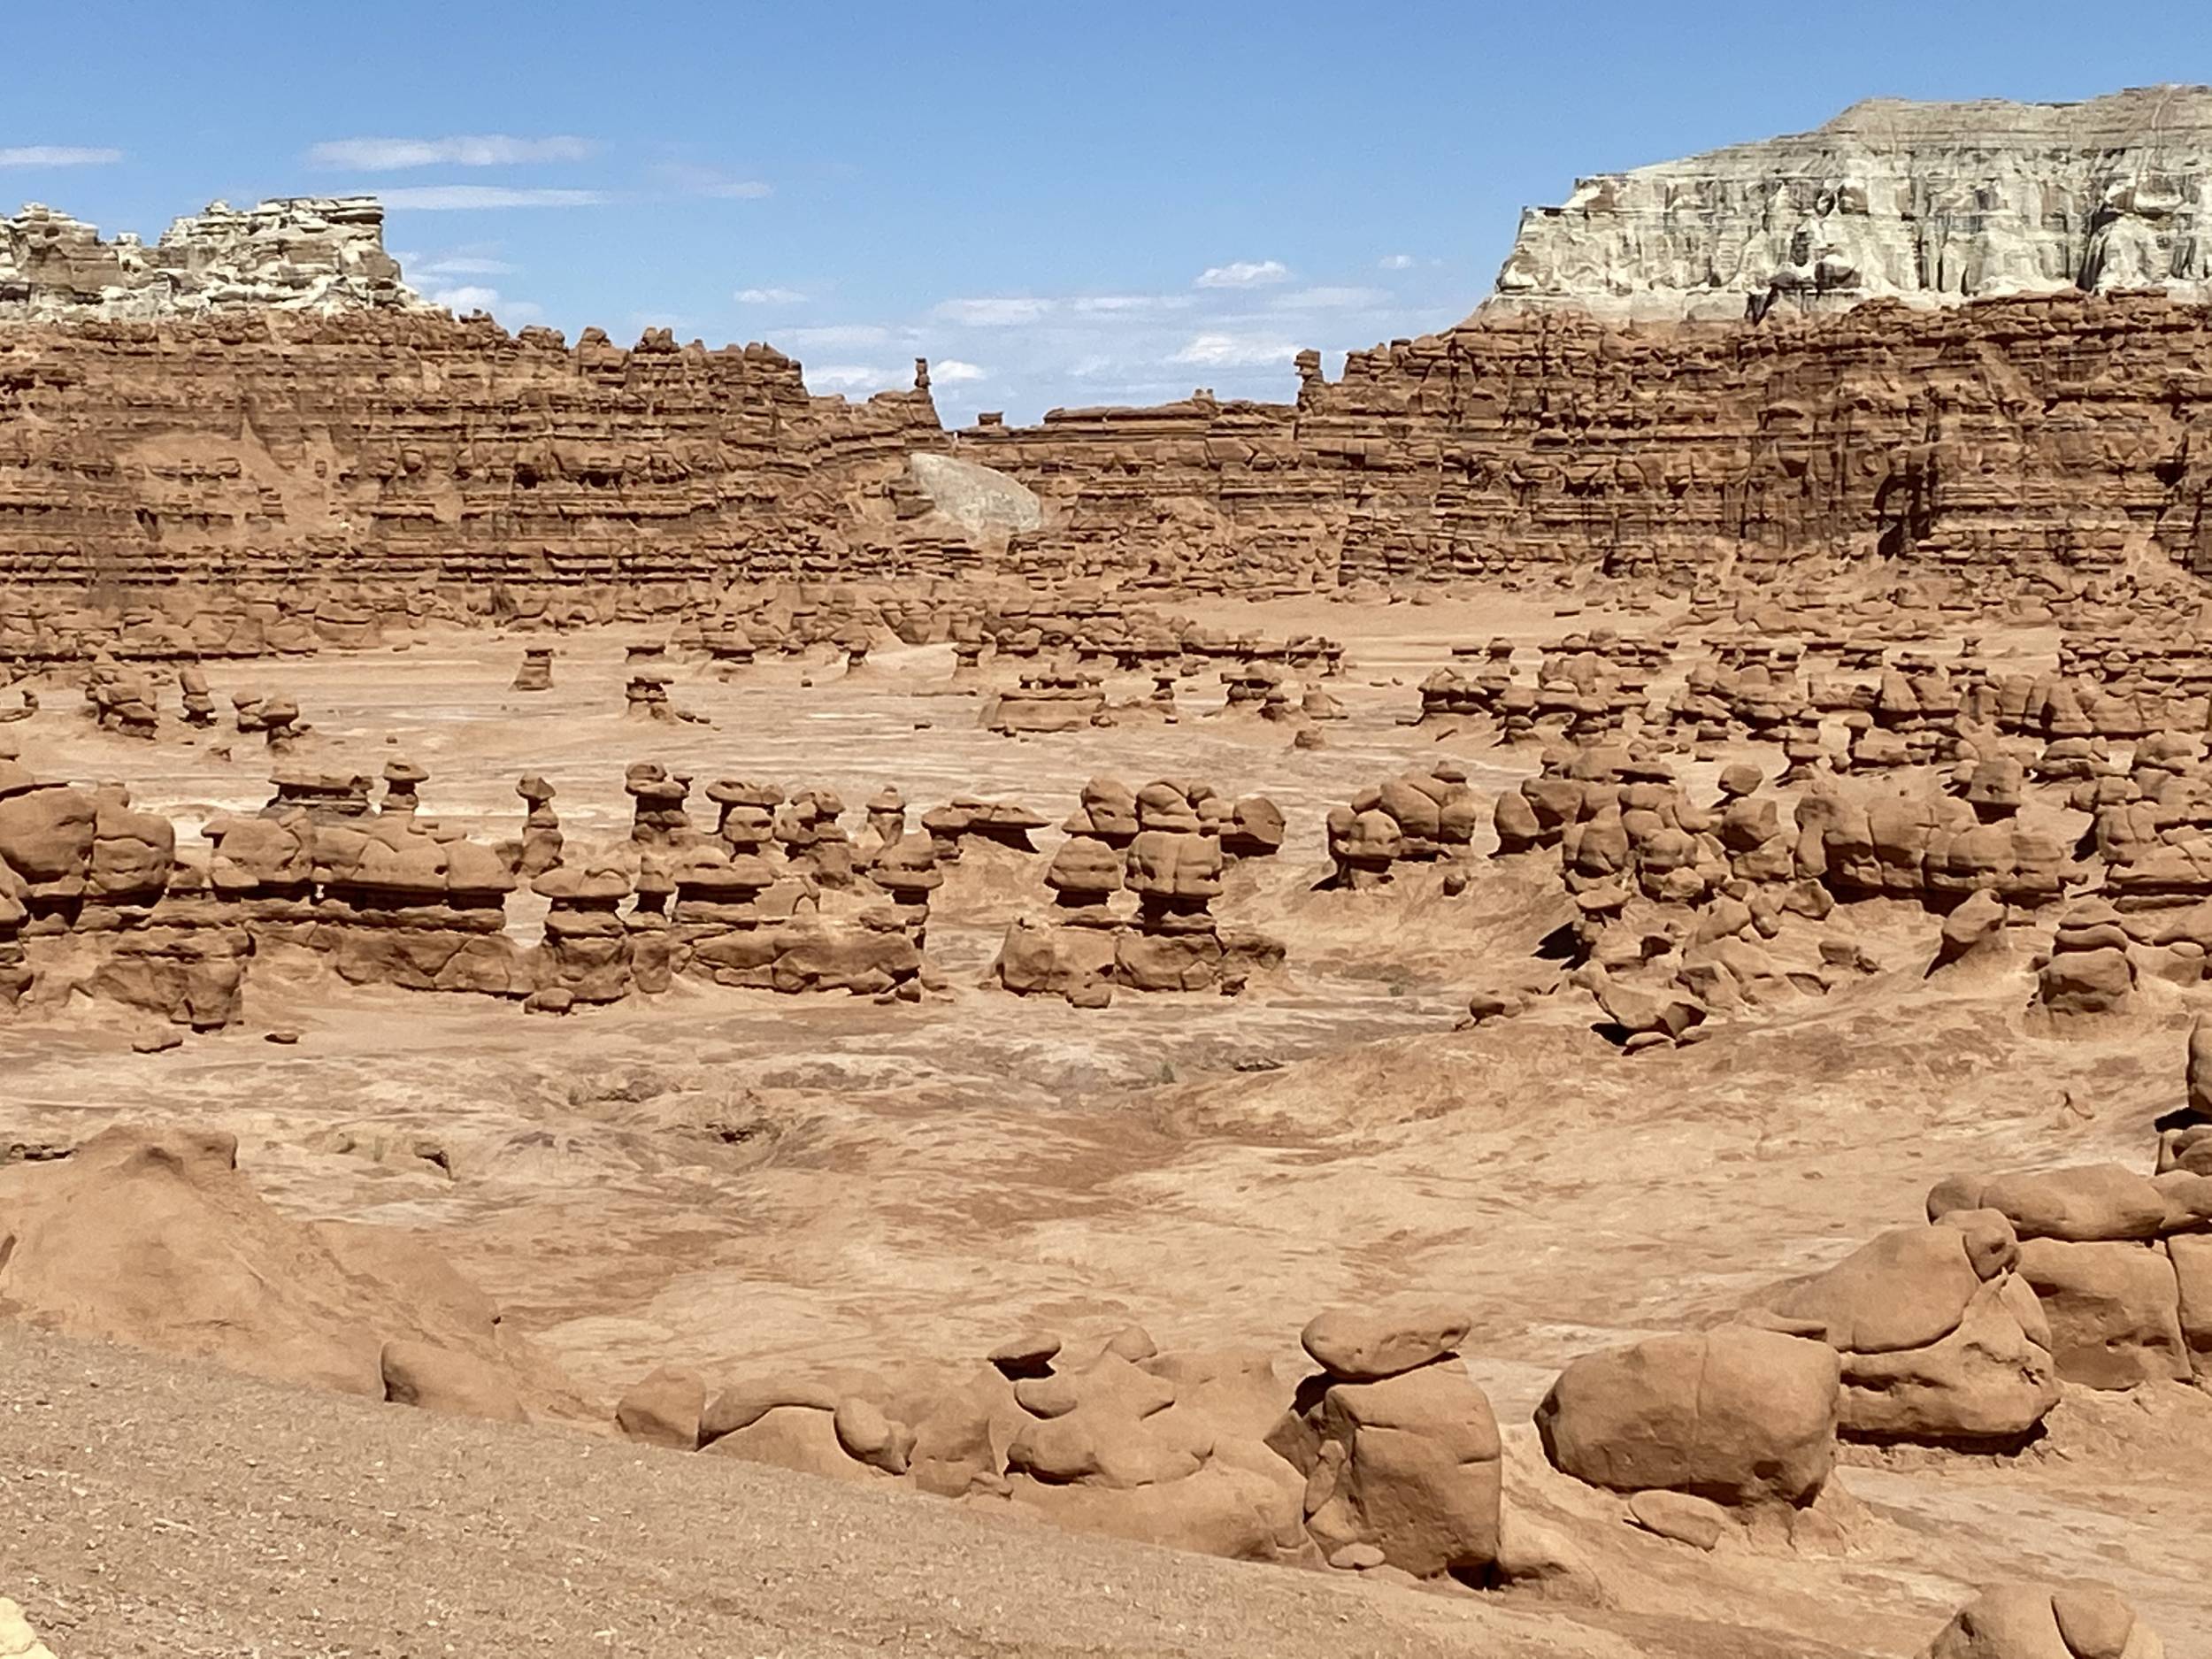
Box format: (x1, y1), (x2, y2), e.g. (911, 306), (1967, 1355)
(616, 1364), (708, 1449)
(1827, 1277), (2059, 1446)
(1774, 1220), (2003, 1353)
(1923, 1580), (2164, 1658)
(1300, 1303), (1472, 1382)
(1775, 1217), (2059, 1445)
(2170, 1233), (2212, 1381)
(2014, 1239), (2190, 1388)
(1533, 1327), (1838, 1506)
(1936, 1165), (2170, 1243)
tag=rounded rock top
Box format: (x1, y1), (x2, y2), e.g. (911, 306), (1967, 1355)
(1301, 1303), (1474, 1382)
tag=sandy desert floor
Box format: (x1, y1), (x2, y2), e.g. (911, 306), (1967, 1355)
(4, 591), (2208, 1655)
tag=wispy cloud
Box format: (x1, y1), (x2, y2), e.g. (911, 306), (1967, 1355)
(1378, 253), (1417, 271)
(1273, 285), (1389, 311)
(931, 359), (988, 383)
(429, 284), (503, 311)
(307, 134), (595, 170)
(734, 286), (808, 304)
(1070, 293), (1194, 315)
(375, 186), (606, 211)
(0, 145), (123, 167)
(783, 323), (891, 349)
(427, 284), (543, 323)
(933, 296), (1054, 326)
(653, 161), (772, 199)
(1194, 258), (1289, 289)
(804, 364), (895, 391)
(1171, 332), (1299, 367)
(415, 255), (517, 278)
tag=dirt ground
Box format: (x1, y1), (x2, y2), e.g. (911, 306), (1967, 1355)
(4, 590), (2208, 1655)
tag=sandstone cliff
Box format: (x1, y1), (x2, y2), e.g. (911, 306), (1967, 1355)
(1487, 85), (2212, 321)
(1, 196), (421, 322)
(0, 313), (952, 596)
(956, 292), (2212, 594)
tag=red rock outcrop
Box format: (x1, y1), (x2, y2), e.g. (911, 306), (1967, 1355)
(0, 311), (949, 603)
(956, 294), (2212, 595)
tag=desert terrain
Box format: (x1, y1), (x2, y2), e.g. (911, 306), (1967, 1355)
(4, 587), (2209, 1657)
(5, 79), (2212, 1659)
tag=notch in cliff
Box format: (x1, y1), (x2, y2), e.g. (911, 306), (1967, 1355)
(0, 196), (426, 321)
(1485, 83), (2212, 321)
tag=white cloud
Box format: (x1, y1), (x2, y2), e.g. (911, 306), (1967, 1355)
(784, 324), (890, 348)
(427, 285), (543, 323)
(931, 359), (988, 383)
(652, 162), (772, 199)
(307, 135), (595, 171)
(416, 255), (517, 277)
(804, 364), (895, 391)
(1170, 332), (1300, 367)
(1273, 285), (1389, 310)
(376, 186), (606, 210)
(1378, 253), (1417, 271)
(1069, 293), (1194, 315)
(0, 146), (123, 167)
(933, 296), (1054, 326)
(1194, 258), (1289, 289)
(734, 286), (808, 303)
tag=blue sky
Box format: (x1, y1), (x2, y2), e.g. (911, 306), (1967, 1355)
(5, 2), (2202, 422)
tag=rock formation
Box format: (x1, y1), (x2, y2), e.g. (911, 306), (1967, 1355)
(0, 309), (948, 603)
(1923, 1582), (2166, 1659)
(1, 196), (419, 322)
(956, 290), (2212, 593)
(1486, 88), (2212, 321)
(0, 1125), (583, 1417)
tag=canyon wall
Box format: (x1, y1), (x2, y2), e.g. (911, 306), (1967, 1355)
(5, 134), (2212, 615)
(0, 312), (957, 600)
(1486, 85), (2212, 322)
(956, 291), (2212, 595)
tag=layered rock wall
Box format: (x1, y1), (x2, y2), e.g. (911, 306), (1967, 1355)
(1486, 86), (2212, 321)
(0, 313), (954, 596)
(956, 292), (2212, 591)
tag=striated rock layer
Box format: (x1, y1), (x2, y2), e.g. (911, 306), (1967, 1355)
(2, 196), (422, 322)
(0, 312), (954, 595)
(1486, 86), (2212, 322)
(957, 292), (2212, 591)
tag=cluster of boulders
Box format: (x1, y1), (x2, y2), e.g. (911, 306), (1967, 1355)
(232, 692), (307, 751)
(1477, 726), (2212, 1044)
(83, 660), (162, 738)
(534, 765), (941, 1007)
(1325, 764), (1482, 887)
(66, 657), (291, 746)
(603, 1266), (2171, 1653)
(0, 747), (967, 1026)
(1924, 1156), (2211, 1393)
(995, 777), (1285, 1002)
(981, 664), (1107, 733)
(613, 1304), (1488, 1574)
(0, 589), (400, 666)
(1417, 633), (1671, 745)
(1924, 1583), (2166, 1659)
(1408, 625), (2212, 776)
